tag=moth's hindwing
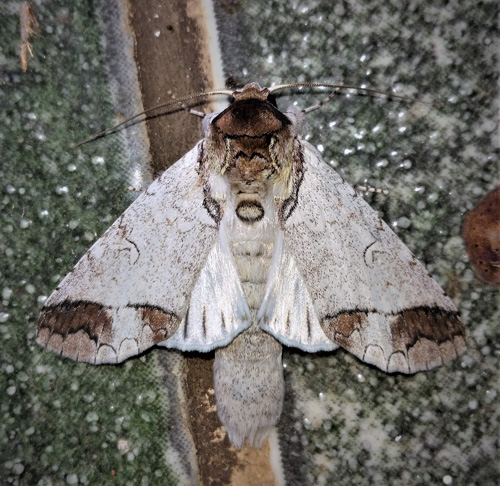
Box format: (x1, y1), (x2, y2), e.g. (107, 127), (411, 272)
(37, 144), (249, 363)
(258, 231), (339, 353)
(261, 142), (466, 373)
(159, 224), (252, 352)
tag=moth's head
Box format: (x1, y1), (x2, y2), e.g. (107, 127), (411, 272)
(206, 83), (297, 192)
(211, 83), (289, 137)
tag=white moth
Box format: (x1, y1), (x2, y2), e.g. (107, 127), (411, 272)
(37, 83), (467, 448)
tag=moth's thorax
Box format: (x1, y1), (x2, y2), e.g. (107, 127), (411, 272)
(206, 93), (296, 197)
(223, 136), (277, 190)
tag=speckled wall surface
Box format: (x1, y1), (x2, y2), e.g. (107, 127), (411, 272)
(1, 0), (499, 485)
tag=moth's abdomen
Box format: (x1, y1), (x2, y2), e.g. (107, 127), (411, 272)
(228, 190), (277, 312)
(215, 191), (284, 447)
(235, 199), (265, 223)
(214, 326), (284, 448)
(231, 237), (274, 312)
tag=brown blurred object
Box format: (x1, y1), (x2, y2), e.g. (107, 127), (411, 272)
(463, 186), (500, 286)
(20, 2), (40, 72)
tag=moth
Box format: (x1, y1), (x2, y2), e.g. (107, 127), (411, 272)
(37, 83), (467, 448)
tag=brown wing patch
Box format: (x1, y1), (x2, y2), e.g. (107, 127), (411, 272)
(134, 304), (179, 343)
(37, 301), (180, 364)
(323, 307), (466, 374)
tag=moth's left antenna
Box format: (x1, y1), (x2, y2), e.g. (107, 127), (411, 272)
(72, 89), (233, 148)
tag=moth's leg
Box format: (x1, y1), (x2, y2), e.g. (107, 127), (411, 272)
(353, 184), (389, 196)
(181, 103), (205, 118)
(302, 86), (343, 114)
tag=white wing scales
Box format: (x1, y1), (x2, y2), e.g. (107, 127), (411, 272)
(262, 142), (466, 373)
(258, 232), (337, 352)
(160, 224), (252, 351)
(37, 144), (250, 363)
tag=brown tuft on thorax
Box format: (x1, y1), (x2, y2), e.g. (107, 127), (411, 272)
(206, 84), (295, 188)
(213, 99), (290, 138)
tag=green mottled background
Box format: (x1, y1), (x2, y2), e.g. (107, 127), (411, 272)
(1, 0), (499, 485)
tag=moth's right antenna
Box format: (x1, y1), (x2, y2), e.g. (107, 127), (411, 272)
(269, 82), (437, 110)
